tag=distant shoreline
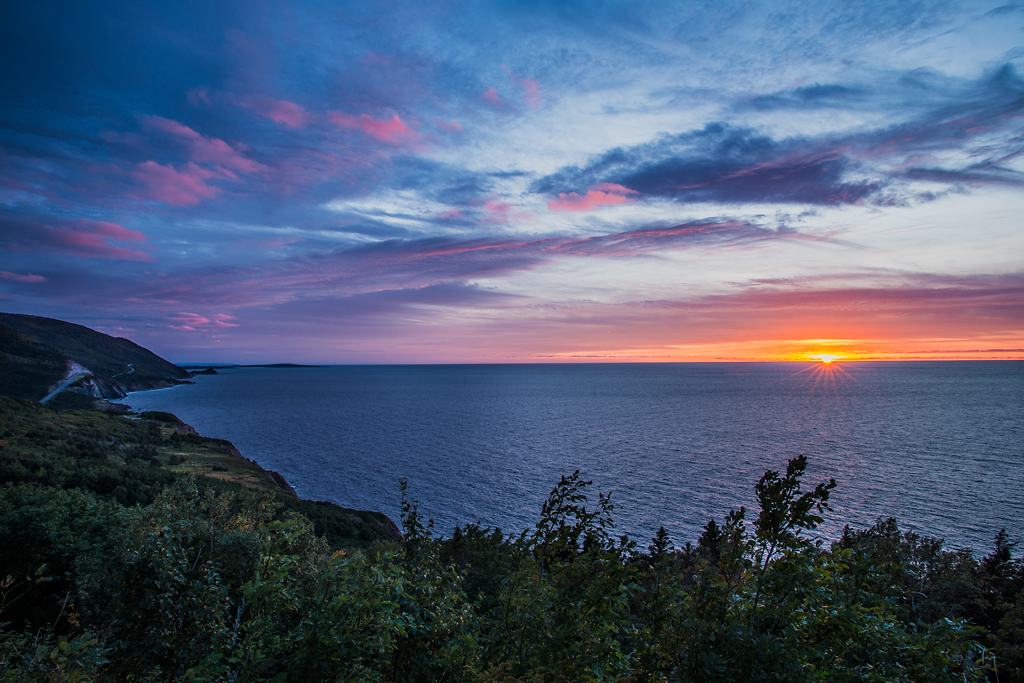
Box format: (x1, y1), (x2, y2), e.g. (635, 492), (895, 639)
(179, 363), (322, 369)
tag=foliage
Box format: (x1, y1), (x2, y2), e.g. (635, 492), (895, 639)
(489, 471), (636, 681)
(0, 397), (398, 549)
(0, 397), (173, 507)
(0, 454), (1019, 682)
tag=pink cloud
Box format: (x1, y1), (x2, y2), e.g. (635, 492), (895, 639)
(189, 88), (308, 128)
(26, 219), (154, 261)
(82, 219), (147, 241)
(484, 201), (510, 223)
(436, 118), (463, 133)
(502, 66), (542, 108)
(0, 271), (46, 283)
(548, 183), (639, 212)
(520, 79), (541, 108)
(329, 112), (417, 144)
(477, 200), (534, 225)
(481, 87), (502, 108)
(143, 116), (267, 175)
(144, 115), (199, 140)
(169, 312), (239, 332)
(132, 161), (222, 206)
(237, 95), (309, 128)
(190, 138), (266, 175)
(437, 209), (464, 221)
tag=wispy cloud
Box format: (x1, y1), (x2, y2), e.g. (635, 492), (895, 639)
(168, 312), (238, 332)
(0, 271), (47, 283)
(235, 94), (309, 128)
(329, 111), (420, 145)
(142, 116), (269, 175)
(1, 217), (153, 261)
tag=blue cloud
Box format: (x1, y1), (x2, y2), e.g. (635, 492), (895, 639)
(532, 123), (876, 205)
(533, 66), (1024, 206)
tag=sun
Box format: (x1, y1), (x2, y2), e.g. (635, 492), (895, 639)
(808, 353), (842, 364)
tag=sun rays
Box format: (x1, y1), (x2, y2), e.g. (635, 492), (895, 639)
(781, 356), (867, 399)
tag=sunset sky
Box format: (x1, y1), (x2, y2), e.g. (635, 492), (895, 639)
(1, 0), (1022, 363)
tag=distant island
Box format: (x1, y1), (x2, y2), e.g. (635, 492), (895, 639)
(180, 362), (322, 369)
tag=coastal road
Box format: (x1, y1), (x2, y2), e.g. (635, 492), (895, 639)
(111, 363), (135, 378)
(39, 372), (91, 404)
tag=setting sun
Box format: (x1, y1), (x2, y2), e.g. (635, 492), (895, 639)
(809, 354), (842, 363)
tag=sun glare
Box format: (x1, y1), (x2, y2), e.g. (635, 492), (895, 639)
(773, 350), (865, 399)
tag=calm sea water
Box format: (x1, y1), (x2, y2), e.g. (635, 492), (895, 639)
(115, 362), (1024, 552)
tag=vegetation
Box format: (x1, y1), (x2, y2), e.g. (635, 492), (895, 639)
(0, 410), (1021, 682)
(0, 397), (398, 548)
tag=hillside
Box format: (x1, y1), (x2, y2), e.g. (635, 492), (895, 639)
(0, 397), (401, 547)
(0, 313), (190, 401)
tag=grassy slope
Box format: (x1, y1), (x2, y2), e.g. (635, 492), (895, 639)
(0, 397), (400, 548)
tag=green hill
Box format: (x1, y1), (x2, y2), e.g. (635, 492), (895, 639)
(0, 313), (190, 401)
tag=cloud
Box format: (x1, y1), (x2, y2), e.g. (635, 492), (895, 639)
(519, 78), (541, 108)
(480, 87), (502, 108)
(329, 111), (418, 144)
(67, 218), (782, 313)
(261, 282), (519, 322)
(131, 161), (223, 205)
(533, 123), (876, 206)
(190, 89), (310, 128)
(503, 65), (542, 108)
(143, 116), (268, 175)
(0, 271), (47, 283)
(622, 272), (1024, 351)
(533, 66), (1024, 207)
(741, 84), (870, 112)
(435, 119), (463, 133)
(548, 183), (638, 211)
(0, 217), (153, 261)
(691, 272), (1024, 315)
(236, 95), (309, 128)
(168, 312), (238, 332)
(287, 218), (783, 293)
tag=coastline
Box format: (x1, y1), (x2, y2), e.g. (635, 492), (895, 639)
(111, 388), (404, 546)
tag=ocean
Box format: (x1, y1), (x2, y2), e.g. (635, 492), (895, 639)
(114, 361), (1024, 552)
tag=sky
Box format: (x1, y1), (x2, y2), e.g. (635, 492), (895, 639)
(1, 0), (1023, 363)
